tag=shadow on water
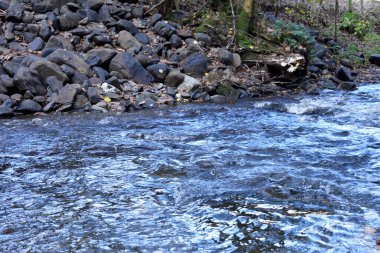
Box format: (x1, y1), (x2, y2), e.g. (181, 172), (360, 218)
(0, 84), (379, 252)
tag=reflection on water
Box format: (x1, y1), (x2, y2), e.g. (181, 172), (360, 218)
(0, 84), (380, 252)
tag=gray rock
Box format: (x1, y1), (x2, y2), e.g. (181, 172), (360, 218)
(28, 37), (45, 51)
(0, 81), (8, 94)
(132, 6), (144, 18)
(109, 52), (154, 85)
(0, 75), (13, 88)
(117, 20), (138, 35)
(45, 35), (73, 51)
(34, 0), (77, 13)
(55, 83), (80, 104)
(86, 48), (117, 66)
(15, 99), (42, 114)
(73, 94), (90, 109)
(1, 98), (13, 109)
(218, 49), (233, 65)
(135, 33), (150, 44)
(369, 54), (380, 66)
(232, 53), (241, 68)
(147, 63), (169, 83)
(88, 0), (104, 10)
(177, 75), (201, 98)
(30, 60), (69, 84)
(339, 82), (357, 91)
(46, 76), (64, 93)
(336, 66), (353, 82)
(59, 12), (80, 31)
(314, 43), (327, 59)
(118, 31), (141, 52)
(14, 67), (47, 95)
(164, 70), (184, 87)
(180, 52), (209, 77)
(150, 13), (161, 26)
(153, 21), (176, 39)
(170, 34), (183, 48)
(46, 49), (91, 76)
(194, 33), (212, 47)
(0, 107), (14, 118)
(87, 86), (101, 104)
(6, 1), (23, 22)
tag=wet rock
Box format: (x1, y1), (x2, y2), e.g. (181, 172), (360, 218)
(339, 82), (357, 91)
(177, 75), (201, 98)
(147, 63), (169, 83)
(369, 54), (380, 66)
(0, 107), (13, 118)
(317, 79), (336, 90)
(336, 66), (353, 82)
(164, 70), (184, 87)
(46, 76), (64, 93)
(28, 37), (45, 51)
(6, 1), (23, 22)
(14, 67), (47, 95)
(55, 84), (80, 104)
(46, 49), (91, 76)
(117, 30), (141, 51)
(15, 99), (42, 114)
(180, 53), (209, 77)
(30, 60), (69, 84)
(109, 52), (153, 85)
(216, 82), (241, 99)
(218, 49), (233, 66)
(210, 95), (227, 103)
(154, 21), (176, 39)
(194, 33), (212, 47)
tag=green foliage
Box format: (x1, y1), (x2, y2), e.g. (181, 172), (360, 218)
(340, 12), (371, 38)
(272, 20), (316, 53)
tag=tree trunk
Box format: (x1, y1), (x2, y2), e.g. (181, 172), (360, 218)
(348, 0), (353, 12)
(334, 0), (339, 41)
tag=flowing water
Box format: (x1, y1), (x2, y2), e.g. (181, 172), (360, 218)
(0, 84), (380, 252)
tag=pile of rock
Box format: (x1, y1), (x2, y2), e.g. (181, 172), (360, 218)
(0, 0), (242, 118)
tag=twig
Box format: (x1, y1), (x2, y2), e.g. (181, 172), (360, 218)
(227, 0), (236, 49)
(145, 0), (166, 15)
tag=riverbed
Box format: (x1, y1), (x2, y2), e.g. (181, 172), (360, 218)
(1, 84), (379, 252)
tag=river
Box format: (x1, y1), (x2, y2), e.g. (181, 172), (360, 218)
(0, 84), (379, 252)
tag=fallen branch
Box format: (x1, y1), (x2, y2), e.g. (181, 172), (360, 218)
(145, 0), (166, 15)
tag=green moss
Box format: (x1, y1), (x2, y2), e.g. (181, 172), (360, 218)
(236, 10), (250, 32)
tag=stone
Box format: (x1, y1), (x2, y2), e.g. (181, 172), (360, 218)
(28, 37), (45, 51)
(369, 54), (380, 66)
(59, 12), (80, 31)
(132, 6), (144, 18)
(135, 33), (150, 44)
(164, 70), (184, 87)
(30, 60), (69, 84)
(0, 82), (8, 94)
(87, 86), (101, 104)
(210, 95), (227, 103)
(136, 94), (157, 108)
(314, 43), (327, 59)
(15, 99), (42, 114)
(194, 33), (212, 47)
(73, 94), (90, 109)
(86, 48), (117, 66)
(117, 20), (138, 35)
(6, 1), (23, 22)
(14, 67), (47, 95)
(232, 53), (241, 68)
(117, 31), (141, 51)
(34, 0), (78, 13)
(153, 21), (176, 39)
(177, 75), (201, 98)
(180, 53), (209, 77)
(150, 13), (161, 26)
(109, 53), (154, 85)
(170, 34), (183, 48)
(46, 49), (91, 76)
(339, 82), (357, 91)
(93, 35), (111, 46)
(216, 82), (241, 99)
(336, 66), (353, 82)
(147, 63), (169, 83)
(46, 76), (64, 93)
(55, 84), (80, 104)
(0, 107), (13, 118)
(45, 35), (73, 51)
(0, 75), (13, 88)
(218, 49), (234, 65)
(88, 0), (104, 10)
(308, 65), (320, 73)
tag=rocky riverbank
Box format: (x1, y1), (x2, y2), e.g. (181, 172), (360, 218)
(0, 0), (379, 118)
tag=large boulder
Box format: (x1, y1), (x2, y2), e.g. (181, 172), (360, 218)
(109, 53), (154, 85)
(15, 99), (42, 114)
(13, 68), (47, 95)
(46, 49), (91, 76)
(180, 53), (209, 77)
(30, 60), (69, 84)
(369, 54), (380, 66)
(55, 84), (80, 104)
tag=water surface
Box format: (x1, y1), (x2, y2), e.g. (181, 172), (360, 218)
(1, 85), (380, 252)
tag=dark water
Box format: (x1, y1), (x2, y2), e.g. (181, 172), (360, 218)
(1, 85), (380, 252)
